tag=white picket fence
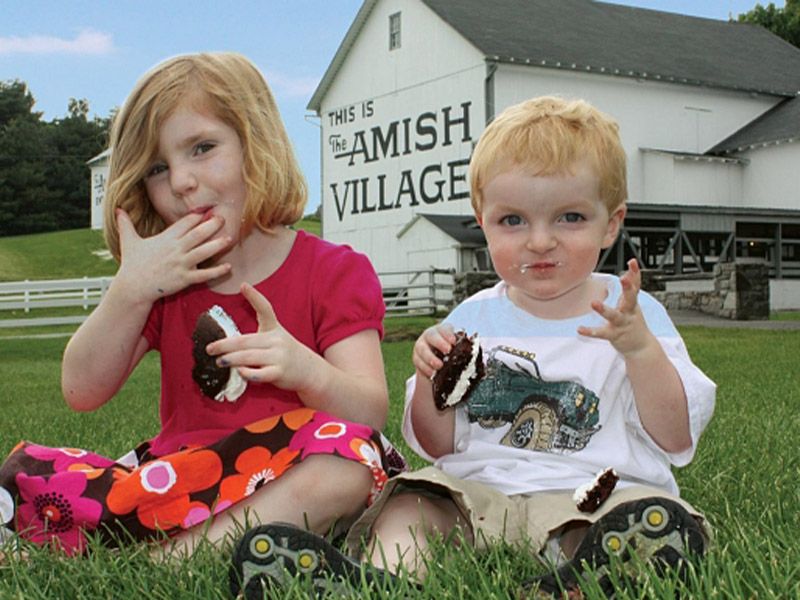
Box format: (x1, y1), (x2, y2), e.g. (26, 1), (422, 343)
(0, 271), (454, 329)
(0, 277), (113, 328)
(380, 268), (454, 317)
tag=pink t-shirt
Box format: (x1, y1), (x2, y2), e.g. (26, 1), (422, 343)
(141, 230), (385, 456)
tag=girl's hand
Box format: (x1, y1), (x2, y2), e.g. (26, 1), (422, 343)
(578, 259), (655, 356)
(413, 323), (457, 378)
(115, 208), (232, 303)
(207, 283), (317, 392)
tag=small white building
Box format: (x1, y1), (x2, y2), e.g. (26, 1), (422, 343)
(87, 149), (110, 231)
(307, 0), (800, 292)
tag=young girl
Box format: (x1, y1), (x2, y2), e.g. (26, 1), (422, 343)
(0, 52), (404, 556)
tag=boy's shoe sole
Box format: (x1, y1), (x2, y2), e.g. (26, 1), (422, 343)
(229, 522), (386, 599)
(524, 496), (706, 597)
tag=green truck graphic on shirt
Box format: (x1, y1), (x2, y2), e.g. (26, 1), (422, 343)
(466, 346), (601, 454)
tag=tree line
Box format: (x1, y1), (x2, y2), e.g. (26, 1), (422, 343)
(0, 80), (109, 237)
(0, 2), (797, 238)
(738, 0), (800, 48)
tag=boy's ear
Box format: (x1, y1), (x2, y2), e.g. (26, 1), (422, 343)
(602, 203), (627, 249)
(476, 213), (483, 227)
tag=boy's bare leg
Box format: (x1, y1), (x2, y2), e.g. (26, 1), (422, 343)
(166, 454), (373, 555)
(367, 491), (467, 577)
(559, 521), (590, 559)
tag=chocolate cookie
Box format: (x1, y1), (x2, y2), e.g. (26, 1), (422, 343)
(191, 305), (247, 402)
(573, 467), (619, 513)
(432, 331), (484, 411)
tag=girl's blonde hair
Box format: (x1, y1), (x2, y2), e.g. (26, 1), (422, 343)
(103, 52), (307, 261)
(470, 96), (628, 214)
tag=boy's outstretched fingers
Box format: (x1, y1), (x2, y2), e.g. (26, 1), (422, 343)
(616, 259), (641, 311)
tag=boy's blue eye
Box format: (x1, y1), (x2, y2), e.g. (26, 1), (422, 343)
(501, 215), (525, 226)
(196, 142), (215, 155)
(560, 213), (584, 223)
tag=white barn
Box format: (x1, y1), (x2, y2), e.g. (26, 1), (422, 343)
(307, 0), (800, 296)
(87, 149), (110, 231)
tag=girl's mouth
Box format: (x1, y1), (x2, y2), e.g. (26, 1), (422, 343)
(192, 206), (215, 222)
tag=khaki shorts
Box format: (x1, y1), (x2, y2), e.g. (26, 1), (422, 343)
(345, 466), (710, 559)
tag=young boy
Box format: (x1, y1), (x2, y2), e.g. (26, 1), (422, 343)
(228, 96), (716, 598)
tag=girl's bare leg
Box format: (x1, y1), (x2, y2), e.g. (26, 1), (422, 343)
(167, 454), (373, 555)
(367, 491), (467, 577)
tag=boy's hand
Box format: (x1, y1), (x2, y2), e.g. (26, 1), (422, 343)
(207, 283), (317, 393)
(413, 323), (457, 378)
(115, 208), (232, 303)
(578, 259), (655, 356)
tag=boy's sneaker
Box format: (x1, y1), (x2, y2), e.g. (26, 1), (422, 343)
(523, 496), (706, 598)
(229, 522), (392, 599)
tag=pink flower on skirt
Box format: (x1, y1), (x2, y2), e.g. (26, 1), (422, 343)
(288, 413), (373, 461)
(24, 445), (115, 473)
(15, 471), (103, 555)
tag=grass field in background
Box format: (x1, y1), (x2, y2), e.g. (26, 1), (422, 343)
(1, 326), (799, 598)
(0, 229), (117, 282)
(0, 220), (321, 284)
(1, 224), (799, 597)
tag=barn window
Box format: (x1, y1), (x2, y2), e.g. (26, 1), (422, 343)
(389, 12), (401, 50)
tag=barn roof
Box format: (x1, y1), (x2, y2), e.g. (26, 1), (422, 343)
(308, 0), (800, 112)
(709, 96), (800, 154)
(398, 213), (485, 245)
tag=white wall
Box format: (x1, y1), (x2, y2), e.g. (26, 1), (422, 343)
(397, 217), (458, 272)
(493, 65), (778, 205)
(315, 0), (797, 277)
(318, 0), (484, 273)
(740, 142), (800, 210)
(641, 150), (746, 207)
(771, 279), (800, 311)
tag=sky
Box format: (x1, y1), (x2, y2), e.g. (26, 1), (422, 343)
(1, 0), (785, 213)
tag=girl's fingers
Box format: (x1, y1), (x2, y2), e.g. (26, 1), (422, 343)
(214, 348), (270, 369)
(168, 210), (209, 237)
(237, 365), (280, 383)
(187, 262), (231, 286)
(186, 235), (232, 266)
(182, 214), (227, 247)
(115, 209), (143, 257)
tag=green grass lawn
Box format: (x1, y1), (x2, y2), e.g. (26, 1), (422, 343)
(0, 229), (118, 282)
(0, 220), (320, 284)
(1, 325), (799, 598)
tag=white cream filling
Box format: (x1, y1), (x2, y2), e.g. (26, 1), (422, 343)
(208, 305), (247, 402)
(442, 334), (481, 407)
(573, 467), (616, 504)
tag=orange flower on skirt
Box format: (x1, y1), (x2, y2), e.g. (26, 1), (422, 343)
(107, 447), (222, 532)
(215, 446), (299, 514)
(244, 408), (315, 434)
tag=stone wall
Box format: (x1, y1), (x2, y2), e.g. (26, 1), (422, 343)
(455, 262), (770, 320)
(452, 271), (501, 306)
(646, 262), (770, 320)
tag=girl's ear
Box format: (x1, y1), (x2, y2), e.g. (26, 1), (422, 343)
(601, 203), (627, 249)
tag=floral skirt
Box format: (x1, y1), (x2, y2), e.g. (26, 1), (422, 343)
(0, 408), (408, 556)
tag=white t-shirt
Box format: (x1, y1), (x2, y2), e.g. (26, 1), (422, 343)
(403, 274), (716, 497)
